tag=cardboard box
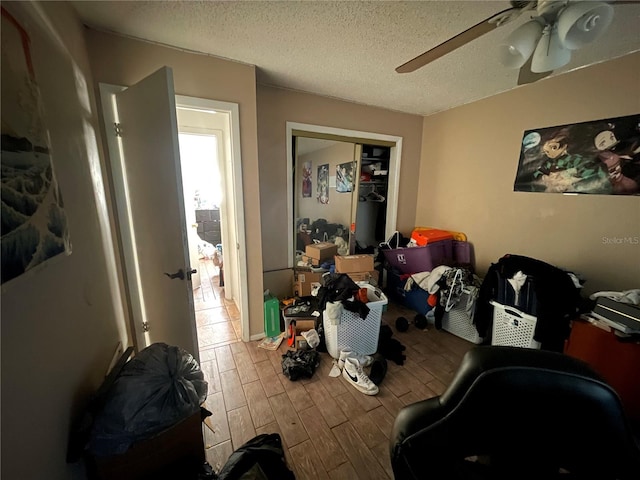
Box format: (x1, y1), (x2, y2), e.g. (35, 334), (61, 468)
(87, 411), (204, 480)
(293, 319), (316, 333)
(335, 254), (374, 273)
(293, 271), (324, 297)
(305, 242), (338, 262)
(283, 305), (317, 340)
(294, 335), (308, 351)
(347, 270), (379, 284)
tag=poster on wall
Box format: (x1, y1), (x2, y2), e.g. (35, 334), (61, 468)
(513, 114), (640, 195)
(302, 161), (312, 198)
(1, 6), (72, 285)
(336, 161), (354, 193)
(317, 164), (329, 204)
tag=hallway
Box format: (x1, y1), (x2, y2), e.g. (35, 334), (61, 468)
(194, 258), (242, 352)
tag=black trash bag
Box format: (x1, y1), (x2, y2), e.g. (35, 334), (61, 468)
(88, 342), (207, 456)
(217, 433), (294, 480)
(281, 349), (320, 381)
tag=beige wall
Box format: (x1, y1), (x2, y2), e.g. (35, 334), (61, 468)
(257, 85), (424, 284)
(418, 52), (640, 294)
(83, 29), (265, 336)
(296, 142), (355, 229)
(1, 2), (125, 478)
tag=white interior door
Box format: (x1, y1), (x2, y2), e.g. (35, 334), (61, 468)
(114, 67), (198, 356)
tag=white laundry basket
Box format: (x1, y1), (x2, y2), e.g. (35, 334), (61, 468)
(323, 284), (388, 359)
(490, 300), (540, 349)
(441, 288), (483, 344)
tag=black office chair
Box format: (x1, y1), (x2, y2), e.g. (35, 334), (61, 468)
(390, 346), (640, 480)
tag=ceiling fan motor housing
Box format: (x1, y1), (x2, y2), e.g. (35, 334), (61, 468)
(536, 0), (568, 21)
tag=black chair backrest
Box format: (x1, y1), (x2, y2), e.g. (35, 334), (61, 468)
(391, 346), (640, 479)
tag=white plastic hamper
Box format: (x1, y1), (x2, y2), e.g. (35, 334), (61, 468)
(490, 301), (541, 349)
(324, 284), (388, 359)
(441, 288), (483, 344)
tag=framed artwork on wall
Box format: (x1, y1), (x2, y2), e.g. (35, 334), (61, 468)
(1, 6), (72, 285)
(317, 164), (329, 204)
(513, 114), (640, 195)
(302, 161), (312, 198)
(336, 161), (354, 193)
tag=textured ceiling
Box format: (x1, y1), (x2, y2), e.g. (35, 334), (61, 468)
(71, 1), (640, 116)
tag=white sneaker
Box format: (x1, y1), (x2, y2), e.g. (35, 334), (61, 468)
(337, 348), (374, 370)
(342, 357), (379, 395)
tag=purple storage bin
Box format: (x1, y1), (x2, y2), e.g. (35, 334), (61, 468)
(453, 240), (472, 264)
(382, 239), (452, 274)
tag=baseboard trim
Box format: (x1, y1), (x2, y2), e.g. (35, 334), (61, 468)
(250, 332), (266, 341)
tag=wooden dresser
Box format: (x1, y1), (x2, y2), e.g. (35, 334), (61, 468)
(564, 319), (640, 423)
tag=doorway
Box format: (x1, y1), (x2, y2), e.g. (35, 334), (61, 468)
(176, 111), (244, 352)
(174, 95), (250, 345)
(99, 78), (250, 359)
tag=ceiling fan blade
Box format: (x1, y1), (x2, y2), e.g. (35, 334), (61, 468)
(396, 7), (522, 74)
(517, 55), (553, 85)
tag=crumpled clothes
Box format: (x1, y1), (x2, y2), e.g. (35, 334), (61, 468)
(281, 350), (320, 381)
(325, 301), (343, 326)
(507, 271), (528, 305)
(439, 268), (477, 310)
(590, 289), (640, 305)
(404, 265), (453, 294)
(301, 329), (320, 349)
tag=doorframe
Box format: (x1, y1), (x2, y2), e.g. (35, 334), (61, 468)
(175, 95), (250, 343)
(99, 84), (250, 349)
(285, 122), (403, 267)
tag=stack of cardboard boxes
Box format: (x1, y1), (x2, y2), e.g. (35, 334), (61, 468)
(294, 242), (338, 297)
(294, 243), (377, 302)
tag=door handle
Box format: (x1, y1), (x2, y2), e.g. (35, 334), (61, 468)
(164, 268), (197, 280)
(164, 269), (185, 280)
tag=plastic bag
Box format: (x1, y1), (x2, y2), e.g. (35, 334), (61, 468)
(217, 433), (294, 480)
(88, 342), (207, 456)
(281, 350), (320, 381)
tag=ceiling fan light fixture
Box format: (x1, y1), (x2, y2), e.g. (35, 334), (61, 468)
(498, 19), (544, 68)
(531, 24), (571, 73)
(557, 1), (614, 50)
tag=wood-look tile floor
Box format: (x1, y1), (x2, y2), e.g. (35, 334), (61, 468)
(193, 262), (475, 479)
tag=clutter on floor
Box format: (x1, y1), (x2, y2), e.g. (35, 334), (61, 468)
(248, 225), (639, 476)
(281, 349), (320, 381)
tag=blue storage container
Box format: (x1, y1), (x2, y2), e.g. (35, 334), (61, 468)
(385, 269), (432, 315)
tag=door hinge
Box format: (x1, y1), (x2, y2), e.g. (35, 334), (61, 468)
(114, 122), (123, 137)
(142, 321), (150, 332)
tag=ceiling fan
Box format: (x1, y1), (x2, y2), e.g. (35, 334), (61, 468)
(396, 0), (633, 85)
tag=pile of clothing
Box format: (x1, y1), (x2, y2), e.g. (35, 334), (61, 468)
(403, 265), (481, 330)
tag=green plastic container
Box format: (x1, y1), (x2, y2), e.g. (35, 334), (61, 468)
(263, 293), (281, 337)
